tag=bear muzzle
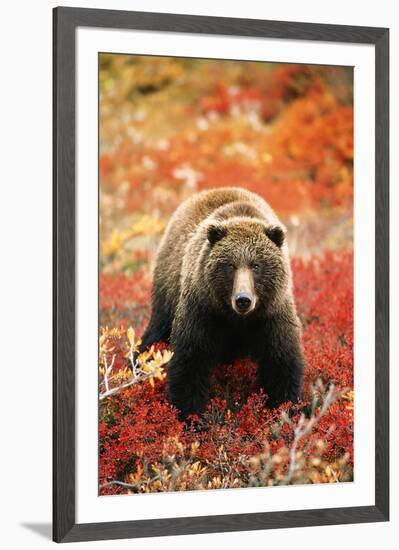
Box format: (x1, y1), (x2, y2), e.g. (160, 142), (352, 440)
(232, 267), (257, 315)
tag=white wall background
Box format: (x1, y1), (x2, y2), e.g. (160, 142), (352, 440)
(0, 0), (396, 548)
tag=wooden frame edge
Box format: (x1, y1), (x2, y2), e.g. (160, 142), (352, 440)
(374, 27), (390, 521)
(53, 6), (76, 542)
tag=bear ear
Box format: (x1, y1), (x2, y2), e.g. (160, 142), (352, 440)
(207, 223), (227, 245)
(265, 225), (285, 248)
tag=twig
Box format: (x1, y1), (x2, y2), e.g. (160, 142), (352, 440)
(99, 366), (146, 401)
(100, 475), (160, 490)
(99, 344), (171, 400)
(99, 376), (140, 400)
(284, 384), (338, 484)
(103, 354), (115, 394)
(99, 348), (142, 400)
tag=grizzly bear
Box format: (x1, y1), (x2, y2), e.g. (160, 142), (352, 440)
(140, 187), (304, 419)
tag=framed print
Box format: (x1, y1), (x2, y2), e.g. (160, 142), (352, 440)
(53, 7), (389, 543)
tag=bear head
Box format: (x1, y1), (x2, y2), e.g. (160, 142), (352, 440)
(204, 218), (289, 317)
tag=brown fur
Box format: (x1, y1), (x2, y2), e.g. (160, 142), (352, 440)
(140, 187), (304, 419)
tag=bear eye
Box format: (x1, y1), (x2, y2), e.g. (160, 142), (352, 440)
(252, 263), (260, 271)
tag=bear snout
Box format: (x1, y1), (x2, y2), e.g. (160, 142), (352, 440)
(232, 267), (257, 315)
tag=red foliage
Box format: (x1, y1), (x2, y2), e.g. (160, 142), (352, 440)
(99, 251), (354, 493)
(100, 267), (151, 330)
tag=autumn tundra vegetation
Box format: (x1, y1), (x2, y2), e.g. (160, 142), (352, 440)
(99, 55), (354, 495)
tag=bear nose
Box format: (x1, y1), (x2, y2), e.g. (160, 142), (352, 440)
(235, 292), (252, 311)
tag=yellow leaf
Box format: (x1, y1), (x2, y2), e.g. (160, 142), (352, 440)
(127, 327), (136, 347)
(154, 369), (165, 380)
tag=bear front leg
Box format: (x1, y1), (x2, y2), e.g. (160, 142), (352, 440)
(257, 306), (304, 407)
(167, 293), (217, 420)
(167, 346), (211, 420)
(139, 289), (174, 353)
(140, 308), (173, 350)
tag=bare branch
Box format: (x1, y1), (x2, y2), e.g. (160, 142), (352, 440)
(100, 475), (160, 490)
(99, 351), (142, 400)
(103, 354), (115, 394)
(99, 342), (171, 401)
(284, 384), (341, 484)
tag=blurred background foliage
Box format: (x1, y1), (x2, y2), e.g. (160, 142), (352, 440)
(99, 55), (353, 278)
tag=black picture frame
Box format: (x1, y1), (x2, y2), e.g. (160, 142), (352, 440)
(53, 6), (389, 543)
